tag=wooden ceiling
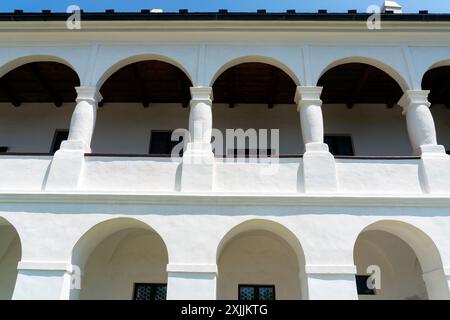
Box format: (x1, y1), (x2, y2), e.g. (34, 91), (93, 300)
(99, 60), (192, 107)
(212, 62), (297, 108)
(422, 66), (450, 108)
(0, 61), (448, 109)
(0, 62), (80, 107)
(318, 63), (404, 108)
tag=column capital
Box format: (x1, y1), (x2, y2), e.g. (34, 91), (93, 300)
(295, 86), (323, 111)
(398, 90), (431, 114)
(190, 86), (213, 103)
(75, 86), (103, 104)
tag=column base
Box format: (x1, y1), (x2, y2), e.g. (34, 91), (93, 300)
(180, 142), (215, 192)
(419, 146), (450, 194)
(44, 148), (85, 191)
(302, 143), (337, 193)
(305, 265), (358, 300)
(13, 261), (72, 300)
(166, 264), (217, 300)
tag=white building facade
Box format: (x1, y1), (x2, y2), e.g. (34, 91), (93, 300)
(0, 10), (450, 300)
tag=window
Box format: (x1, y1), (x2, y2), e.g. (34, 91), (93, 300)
(324, 135), (354, 156)
(0, 147), (8, 153)
(149, 130), (183, 156)
(133, 283), (167, 300)
(50, 130), (69, 154)
(238, 285), (275, 301)
(355, 275), (376, 295)
(228, 149), (274, 157)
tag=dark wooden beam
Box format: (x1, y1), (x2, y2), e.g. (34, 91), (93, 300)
(267, 67), (277, 109)
(28, 64), (62, 107)
(179, 77), (191, 108)
(347, 65), (371, 109)
(228, 68), (236, 108)
(437, 77), (450, 98)
(0, 81), (21, 107)
(131, 64), (149, 108)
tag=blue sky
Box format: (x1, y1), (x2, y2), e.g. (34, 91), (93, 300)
(1, 0), (450, 13)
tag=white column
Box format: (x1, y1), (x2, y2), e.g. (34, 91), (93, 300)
(61, 86), (103, 153)
(305, 265), (358, 300)
(180, 87), (215, 192)
(12, 261), (73, 300)
(166, 264), (217, 300)
(295, 86), (337, 193)
(44, 86), (102, 191)
(398, 90), (450, 193)
(295, 86), (327, 151)
(398, 90), (446, 156)
(422, 268), (450, 300)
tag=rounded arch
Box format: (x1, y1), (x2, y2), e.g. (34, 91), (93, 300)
(95, 54), (193, 89)
(71, 217), (168, 269)
(422, 59), (450, 79)
(353, 219), (449, 300)
(216, 219), (308, 299)
(70, 217), (169, 300)
(0, 55), (80, 81)
(0, 216), (22, 300)
(318, 56), (410, 92)
(210, 55), (301, 87)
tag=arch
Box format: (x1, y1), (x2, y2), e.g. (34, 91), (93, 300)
(422, 59), (450, 79)
(210, 55), (300, 87)
(95, 54), (193, 89)
(0, 55), (80, 81)
(0, 216), (22, 300)
(70, 217), (169, 300)
(216, 219), (307, 300)
(318, 56), (409, 92)
(353, 220), (449, 300)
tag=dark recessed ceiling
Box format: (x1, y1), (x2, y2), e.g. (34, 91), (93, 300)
(100, 60), (192, 107)
(318, 63), (404, 108)
(422, 66), (450, 107)
(212, 62), (297, 108)
(0, 62), (80, 107)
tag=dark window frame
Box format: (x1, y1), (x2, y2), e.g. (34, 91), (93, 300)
(148, 129), (184, 156)
(228, 148), (275, 157)
(355, 275), (376, 295)
(50, 129), (69, 154)
(324, 134), (355, 156)
(132, 282), (167, 300)
(0, 146), (9, 153)
(238, 284), (276, 301)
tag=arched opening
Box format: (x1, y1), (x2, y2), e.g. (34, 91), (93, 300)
(422, 64), (450, 154)
(93, 59), (192, 155)
(353, 220), (449, 300)
(0, 60), (80, 153)
(216, 220), (306, 300)
(0, 217), (21, 300)
(317, 62), (409, 156)
(71, 218), (168, 300)
(212, 62), (299, 157)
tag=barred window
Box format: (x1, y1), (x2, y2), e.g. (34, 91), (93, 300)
(133, 283), (167, 300)
(238, 285), (275, 301)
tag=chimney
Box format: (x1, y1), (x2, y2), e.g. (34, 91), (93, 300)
(381, 1), (402, 13)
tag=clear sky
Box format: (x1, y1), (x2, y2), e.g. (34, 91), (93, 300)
(0, 0), (449, 13)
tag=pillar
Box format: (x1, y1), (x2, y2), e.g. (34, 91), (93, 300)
(398, 90), (450, 193)
(45, 86), (102, 191)
(422, 268), (450, 300)
(166, 264), (217, 300)
(180, 87), (215, 192)
(305, 265), (358, 300)
(295, 86), (337, 193)
(12, 261), (73, 300)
